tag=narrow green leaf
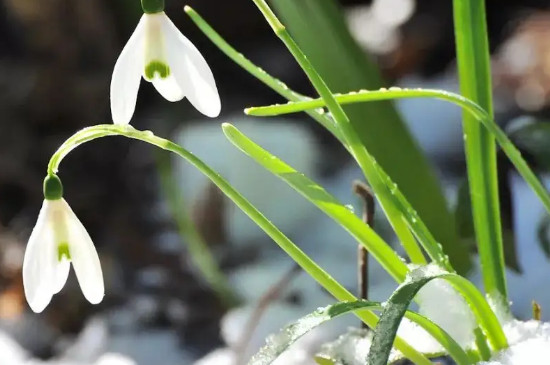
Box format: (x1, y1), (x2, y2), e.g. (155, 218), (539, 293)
(453, 0), (507, 309)
(249, 300), (470, 365)
(222, 123), (408, 282)
(455, 179), (521, 272)
(473, 327), (492, 361)
(269, 0), (467, 273)
(368, 267), (507, 365)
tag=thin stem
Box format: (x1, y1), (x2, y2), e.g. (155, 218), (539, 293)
(353, 181), (373, 300)
(47, 124), (430, 364)
(249, 0), (427, 266)
(453, 0), (507, 309)
(353, 181), (373, 329)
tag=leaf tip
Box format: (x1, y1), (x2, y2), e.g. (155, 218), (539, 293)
(221, 122), (235, 134)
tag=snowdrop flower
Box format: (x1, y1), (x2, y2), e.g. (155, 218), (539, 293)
(23, 175), (104, 313)
(110, 0), (221, 125)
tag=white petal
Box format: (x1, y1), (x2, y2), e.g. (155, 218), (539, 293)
(152, 74), (185, 102)
(110, 16), (146, 125)
(22, 200), (57, 313)
(52, 258), (71, 294)
(161, 13), (221, 117)
(63, 200), (104, 305)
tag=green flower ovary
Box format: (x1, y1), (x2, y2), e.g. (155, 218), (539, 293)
(57, 242), (71, 261)
(145, 61), (170, 80)
(44, 174), (63, 200)
(141, 0), (164, 14)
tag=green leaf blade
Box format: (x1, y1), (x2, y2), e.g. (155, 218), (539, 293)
(453, 0), (507, 309)
(368, 267), (507, 365)
(222, 123), (408, 282)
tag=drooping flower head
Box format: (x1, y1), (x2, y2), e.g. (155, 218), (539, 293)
(110, 0), (221, 125)
(23, 175), (104, 313)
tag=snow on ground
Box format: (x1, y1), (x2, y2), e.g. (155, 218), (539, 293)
(0, 328), (28, 363)
(413, 265), (477, 349)
(479, 320), (550, 364)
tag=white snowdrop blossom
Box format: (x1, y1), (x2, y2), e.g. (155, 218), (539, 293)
(110, 10), (221, 125)
(23, 175), (104, 313)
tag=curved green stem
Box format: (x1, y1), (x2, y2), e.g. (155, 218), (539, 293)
(245, 88), (550, 234)
(47, 124), (430, 364)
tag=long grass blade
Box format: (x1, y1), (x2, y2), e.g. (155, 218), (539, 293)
(222, 123), (409, 282)
(453, 0), (507, 309)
